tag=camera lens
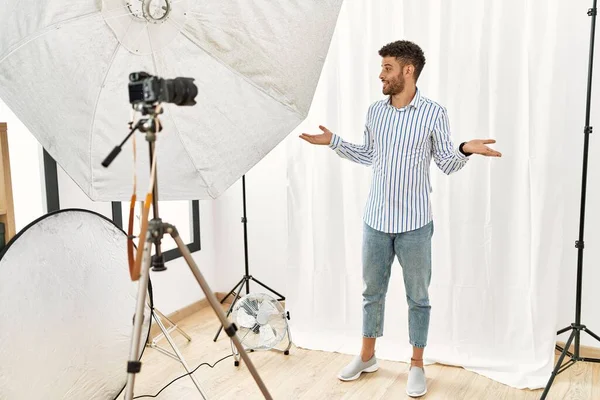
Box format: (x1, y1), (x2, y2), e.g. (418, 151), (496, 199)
(165, 77), (198, 106)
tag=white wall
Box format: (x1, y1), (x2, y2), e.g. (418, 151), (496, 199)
(0, 99), (45, 233)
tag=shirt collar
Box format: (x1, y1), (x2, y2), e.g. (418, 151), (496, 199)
(387, 87), (421, 110)
(409, 88), (422, 109)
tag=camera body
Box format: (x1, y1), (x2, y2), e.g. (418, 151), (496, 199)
(128, 72), (197, 107)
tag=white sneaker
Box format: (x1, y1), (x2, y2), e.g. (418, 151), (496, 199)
(406, 366), (427, 397)
(337, 355), (379, 381)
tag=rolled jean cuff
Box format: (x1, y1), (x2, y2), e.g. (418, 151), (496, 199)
(410, 341), (427, 348)
(363, 332), (383, 339)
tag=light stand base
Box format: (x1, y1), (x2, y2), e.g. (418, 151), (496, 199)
(146, 307), (205, 397)
(214, 275), (285, 342)
(147, 308), (193, 353)
(541, 324), (600, 399)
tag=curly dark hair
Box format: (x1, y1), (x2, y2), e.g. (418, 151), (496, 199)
(378, 40), (426, 80)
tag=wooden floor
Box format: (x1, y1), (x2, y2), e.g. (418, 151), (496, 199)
(120, 306), (600, 400)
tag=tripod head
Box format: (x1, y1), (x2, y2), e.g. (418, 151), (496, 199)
(133, 103), (164, 135)
(100, 103), (163, 168)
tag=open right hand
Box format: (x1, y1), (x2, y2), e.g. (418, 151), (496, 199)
(299, 125), (333, 145)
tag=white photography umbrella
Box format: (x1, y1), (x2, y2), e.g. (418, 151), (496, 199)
(0, 0), (343, 201)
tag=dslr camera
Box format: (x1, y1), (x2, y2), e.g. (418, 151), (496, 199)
(128, 72), (198, 107)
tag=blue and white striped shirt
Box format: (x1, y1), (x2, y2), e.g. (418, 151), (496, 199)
(329, 89), (469, 233)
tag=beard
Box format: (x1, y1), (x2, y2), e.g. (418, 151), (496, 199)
(382, 74), (405, 96)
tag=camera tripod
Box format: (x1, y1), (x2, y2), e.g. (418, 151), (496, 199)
(103, 104), (272, 400)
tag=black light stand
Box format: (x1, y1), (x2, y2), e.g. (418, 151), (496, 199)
(213, 175), (286, 342)
(541, 2), (600, 398)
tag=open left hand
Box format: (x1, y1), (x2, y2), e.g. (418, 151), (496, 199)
(463, 139), (502, 157)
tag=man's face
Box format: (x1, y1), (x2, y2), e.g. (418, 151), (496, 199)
(379, 56), (406, 96)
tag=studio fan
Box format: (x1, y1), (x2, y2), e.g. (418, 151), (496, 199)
(230, 293), (292, 366)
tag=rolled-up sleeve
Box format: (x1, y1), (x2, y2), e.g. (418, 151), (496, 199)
(431, 107), (468, 175)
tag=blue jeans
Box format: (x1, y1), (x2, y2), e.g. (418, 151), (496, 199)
(362, 221), (433, 348)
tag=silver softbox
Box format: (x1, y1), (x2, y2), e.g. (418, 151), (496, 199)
(0, 0), (343, 200)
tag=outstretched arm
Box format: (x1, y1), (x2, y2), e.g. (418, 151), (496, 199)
(300, 124), (374, 166)
(432, 108), (501, 175)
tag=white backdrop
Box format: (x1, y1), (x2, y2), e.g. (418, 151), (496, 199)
(284, 0), (582, 389)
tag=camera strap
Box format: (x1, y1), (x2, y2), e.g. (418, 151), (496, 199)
(127, 116), (138, 280)
(131, 111), (161, 281)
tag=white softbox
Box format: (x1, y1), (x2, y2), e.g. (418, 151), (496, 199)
(0, 209), (151, 400)
(0, 0), (343, 201)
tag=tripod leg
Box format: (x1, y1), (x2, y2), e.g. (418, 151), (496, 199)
(124, 240), (153, 400)
(540, 329), (576, 400)
(583, 327), (600, 343)
(250, 276), (285, 301)
(169, 228), (273, 400)
(214, 280), (244, 342)
(154, 308), (192, 342)
(557, 325), (572, 335)
(284, 323), (293, 355)
(221, 276), (246, 304)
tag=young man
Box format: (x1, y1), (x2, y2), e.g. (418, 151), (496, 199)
(299, 40), (501, 397)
